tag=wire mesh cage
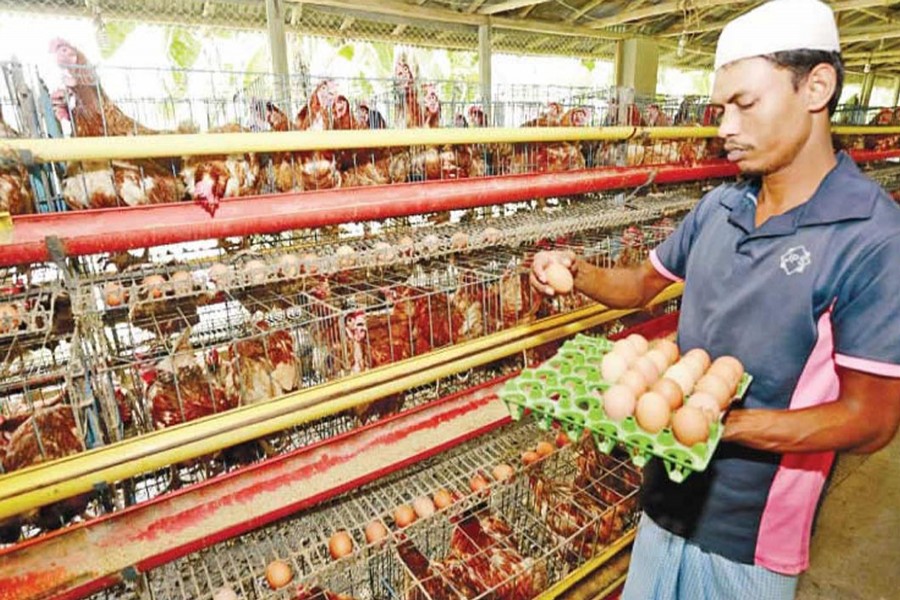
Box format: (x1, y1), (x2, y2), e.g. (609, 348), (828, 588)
(94, 417), (640, 600)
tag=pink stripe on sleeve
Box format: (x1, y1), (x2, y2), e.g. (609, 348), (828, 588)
(754, 308), (839, 575)
(649, 249), (684, 282)
(834, 354), (900, 378)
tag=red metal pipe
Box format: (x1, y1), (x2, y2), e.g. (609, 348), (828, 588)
(0, 163), (738, 266)
(2, 149), (896, 267)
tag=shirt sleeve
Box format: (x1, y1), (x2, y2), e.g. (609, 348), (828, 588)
(650, 189), (717, 282)
(832, 236), (900, 377)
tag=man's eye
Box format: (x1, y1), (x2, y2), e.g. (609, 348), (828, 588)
(737, 100), (756, 110)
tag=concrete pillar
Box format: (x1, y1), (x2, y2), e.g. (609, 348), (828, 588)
(615, 38), (659, 98)
(265, 0), (290, 104)
(478, 24), (492, 124)
(860, 67), (875, 108)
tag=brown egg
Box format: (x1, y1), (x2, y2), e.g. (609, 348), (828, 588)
(450, 231), (469, 250)
(634, 355), (661, 387)
(328, 531), (354, 559)
(521, 451), (541, 465)
(142, 275), (166, 299)
(686, 393), (721, 424)
(635, 392), (671, 434)
(170, 270), (194, 295)
(482, 227), (502, 244)
(544, 263), (574, 295)
(601, 352), (629, 383)
(602, 384), (637, 421)
(265, 560), (293, 589)
(364, 520), (389, 544)
(664, 364), (695, 397)
(694, 373), (734, 409)
(469, 474), (490, 492)
(336, 245), (357, 268)
(492, 464), (515, 481)
(671, 406), (710, 447)
(103, 281), (128, 307)
(0, 303), (22, 334)
(213, 586), (239, 600)
(412, 496), (436, 518)
(619, 368), (648, 397)
(711, 356), (745, 386)
(653, 339), (680, 364)
(433, 489), (454, 509)
(243, 260), (268, 286)
(651, 378), (684, 410)
(646, 349), (670, 374)
(683, 348), (711, 373)
(627, 334), (649, 355)
(278, 254), (301, 278)
(678, 357), (705, 381)
(393, 504), (417, 528)
(535, 441), (555, 458)
(612, 340), (640, 366)
(208, 263), (234, 287)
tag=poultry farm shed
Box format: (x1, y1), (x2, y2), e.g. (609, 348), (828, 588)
(1, 35), (900, 600)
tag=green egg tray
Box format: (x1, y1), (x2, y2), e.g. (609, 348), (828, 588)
(498, 333), (752, 483)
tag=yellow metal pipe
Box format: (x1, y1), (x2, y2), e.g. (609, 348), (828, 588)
(0, 285), (682, 521)
(1, 127), (719, 163)
(3, 125), (896, 164)
(833, 125), (900, 136)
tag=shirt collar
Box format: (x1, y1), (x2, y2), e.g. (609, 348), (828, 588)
(717, 151), (877, 226)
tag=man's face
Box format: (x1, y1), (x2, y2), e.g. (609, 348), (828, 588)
(711, 57), (812, 175)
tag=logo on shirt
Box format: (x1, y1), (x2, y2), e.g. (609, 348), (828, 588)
(780, 245), (812, 275)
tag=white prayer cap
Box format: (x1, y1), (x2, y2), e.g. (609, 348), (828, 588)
(714, 0), (840, 71)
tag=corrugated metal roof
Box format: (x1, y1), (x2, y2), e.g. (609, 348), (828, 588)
(0, 0), (897, 72)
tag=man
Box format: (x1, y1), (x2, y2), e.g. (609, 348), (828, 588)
(530, 1), (900, 598)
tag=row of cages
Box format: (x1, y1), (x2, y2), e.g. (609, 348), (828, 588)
(3, 48), (900, 215)
(0, 185), (697, 544)
(101, 420), (644, 600)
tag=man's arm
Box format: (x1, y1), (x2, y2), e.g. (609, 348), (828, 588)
(723, 367), (900, 454)
(530, 251), (674, 309)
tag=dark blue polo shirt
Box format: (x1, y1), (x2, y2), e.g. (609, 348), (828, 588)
(645, 151), (900, 574)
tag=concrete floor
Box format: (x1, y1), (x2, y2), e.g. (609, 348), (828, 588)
(796, 434), (900, 600)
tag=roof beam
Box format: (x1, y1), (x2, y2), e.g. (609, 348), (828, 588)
(656, 0), (900, 37)
(565, 0), (606, 24)
(587, 0), (743, 29)
(478, 0), (553, 16)
(288, 0), (627, 39)
(841, 23), (900, 43)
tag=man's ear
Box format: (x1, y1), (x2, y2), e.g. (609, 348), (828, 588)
(804, 63), (837, 113)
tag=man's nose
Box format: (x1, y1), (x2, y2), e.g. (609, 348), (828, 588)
(717, 106), (739, 138)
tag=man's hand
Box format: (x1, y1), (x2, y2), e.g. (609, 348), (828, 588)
(530, 250), (578, 296)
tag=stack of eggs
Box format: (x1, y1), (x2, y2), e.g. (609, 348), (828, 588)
(600, 335), (745, 447)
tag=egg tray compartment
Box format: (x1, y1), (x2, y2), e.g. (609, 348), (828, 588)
(498, 335), (752, 483)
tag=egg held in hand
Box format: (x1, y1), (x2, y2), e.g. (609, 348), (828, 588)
(671, 406), (711, 447)
(602, 385), (637, 421)
(635, 392), (671, 434)
(544, 263), (574, 294)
